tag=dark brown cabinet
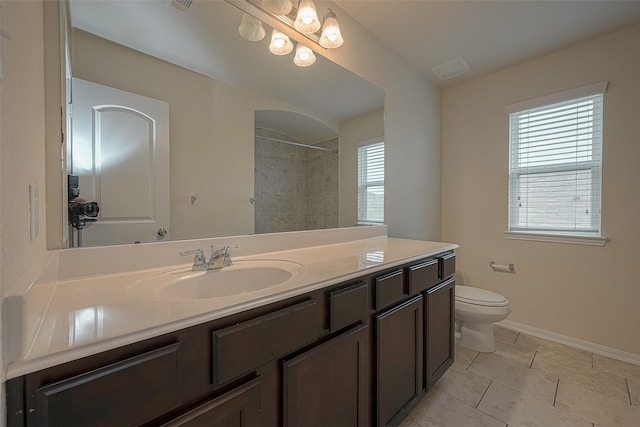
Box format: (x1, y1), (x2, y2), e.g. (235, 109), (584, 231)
(163, 377), (261, 427)
(211, 299), (317, 386)
(424, 277), (455, 389)
(375, 295), (423, 427)
(32, 342), (181, 427)
(283, 323), (370, 427)
(6, 251), (455, 427)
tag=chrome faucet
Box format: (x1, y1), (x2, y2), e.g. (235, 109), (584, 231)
(180, 245), (239, 270)
(179, 248), (208, 271)
(207, 245), (238, 269)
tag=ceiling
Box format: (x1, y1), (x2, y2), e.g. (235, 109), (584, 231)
(335, 0), (640, 87)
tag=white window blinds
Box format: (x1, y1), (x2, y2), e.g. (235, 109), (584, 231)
(358, 141), (384, 224)
(508, 84), (606, 236)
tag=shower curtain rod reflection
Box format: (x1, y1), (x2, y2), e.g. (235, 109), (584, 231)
(256, 135), (338, 153)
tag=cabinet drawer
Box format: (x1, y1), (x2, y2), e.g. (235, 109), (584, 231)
(374, 269), (405, 310)
(329, 281), (368, 332)
(34, 342), (181, 426)
(162, 377), (261, 426)
(439, 253), (456, 279)
(406, 259), (439, 295)
(212, 299), (317, 386)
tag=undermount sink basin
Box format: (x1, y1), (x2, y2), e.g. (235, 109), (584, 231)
(128, 259), (304, 300)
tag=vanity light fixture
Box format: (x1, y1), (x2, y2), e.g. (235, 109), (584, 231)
(238, 12), (266, 41)
(294, 0), (321, 33)
(263, 0), (293, 16)
(229, 0), (345, 67)
(269, 29), (294, 55)
(293, 43), (316, 67)
(318, 9), (343, 49)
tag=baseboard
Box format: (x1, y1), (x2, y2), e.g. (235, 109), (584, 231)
(498, 319), (640, 366)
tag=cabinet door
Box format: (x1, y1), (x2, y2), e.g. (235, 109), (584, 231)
(283, 323), (369, 427)
(162, 377), (261, 427)
(425, 278), (455, 390)
(376, 296), (423, 427)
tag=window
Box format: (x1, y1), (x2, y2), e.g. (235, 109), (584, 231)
(508, 82), (607, 238)
(358, 141), (384, 224)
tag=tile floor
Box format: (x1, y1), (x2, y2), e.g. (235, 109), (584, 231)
(401, 325), (640, 427)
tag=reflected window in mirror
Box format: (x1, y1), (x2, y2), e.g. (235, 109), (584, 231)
(357, 141), (385, 225)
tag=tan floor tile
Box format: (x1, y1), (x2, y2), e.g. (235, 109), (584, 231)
(407, 388), (505, 427)
(516, 334), (592, 360)
(629, 379), (639, 405)
(558, 366), (630, 405)
(454, 342), (479, 370)
(493, 339), (537, 366)
(469, 351), (558, 404)
(478, 381), (593, 427)
(593, 353), (640, 383)
(434, 365), (491, 407)
(493, 324), (519, 344)
(531, 346), (594, 379)
(555, 380), (640, 426)
(398, 418), (421, 427)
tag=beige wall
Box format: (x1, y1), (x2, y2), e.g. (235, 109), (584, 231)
(442, 24), (640, 354)
(0, 0), (48, 421)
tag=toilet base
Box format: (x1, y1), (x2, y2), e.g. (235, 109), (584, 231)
(458, 321), (496, 353)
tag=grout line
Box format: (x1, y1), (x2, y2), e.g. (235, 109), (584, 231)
(466, 352), (481, 370)
(530, 349), (538, 369)
(553, 378), (560, 406)
(513, 332), (520, 344)
(476, 380), (493, 409)
(592, 352), (594, 369)
(626, 378), (632, 406)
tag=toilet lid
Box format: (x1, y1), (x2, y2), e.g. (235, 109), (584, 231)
(456, 285), (509, 307)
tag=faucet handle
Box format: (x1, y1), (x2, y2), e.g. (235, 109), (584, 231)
(180, 248), (206, 266)
(221, 245), (240, 255)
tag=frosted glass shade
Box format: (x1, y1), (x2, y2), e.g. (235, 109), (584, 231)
(238, 13), (265, 41)
(294, 43), (316, 67)
(319, 12), (343, 48)
(269, 29), (294, 55)
(263, 0), (293, 15)
(294, 0), (321, 33)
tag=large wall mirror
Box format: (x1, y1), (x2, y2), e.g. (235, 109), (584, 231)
(61, 0), (384, 247)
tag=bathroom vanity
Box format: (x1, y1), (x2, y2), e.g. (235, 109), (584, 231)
(4, 228), (456, 426)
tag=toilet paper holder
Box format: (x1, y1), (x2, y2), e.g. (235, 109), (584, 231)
(489, 261), (515, 273)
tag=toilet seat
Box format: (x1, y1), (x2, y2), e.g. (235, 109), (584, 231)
(456, 285), (509, 307)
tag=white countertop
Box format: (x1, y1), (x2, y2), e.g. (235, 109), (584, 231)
(5, 233), (456, 379)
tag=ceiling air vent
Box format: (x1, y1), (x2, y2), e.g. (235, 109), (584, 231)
(166, 0), (193, 14)
(430, 57), (471, 80)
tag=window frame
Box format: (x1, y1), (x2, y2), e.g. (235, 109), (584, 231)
(505, 82), (608, 246)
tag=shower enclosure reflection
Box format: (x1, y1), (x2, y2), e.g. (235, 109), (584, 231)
(254, 118), (339, 233)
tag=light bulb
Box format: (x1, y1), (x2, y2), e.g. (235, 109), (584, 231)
(269, 29), (294, 55)
(294, 0), (321, 33)
(238, 13), (265, 42)
(294, 43), (316, 67)
(319, 10), (343, 48)
(263, 0), (293, 15)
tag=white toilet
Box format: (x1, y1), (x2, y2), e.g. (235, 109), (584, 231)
(455, 285), (511, 353)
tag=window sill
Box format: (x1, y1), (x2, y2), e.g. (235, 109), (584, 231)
(503, 231), (608, 246)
